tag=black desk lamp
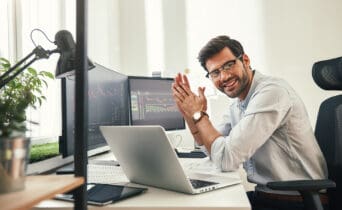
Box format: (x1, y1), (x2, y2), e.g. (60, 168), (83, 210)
(55, 30), (94, 78)
(0, 30), (94, 88)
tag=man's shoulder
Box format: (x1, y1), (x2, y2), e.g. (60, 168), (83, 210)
(254, 73), (292, 94)
(250, 74), (295, 107)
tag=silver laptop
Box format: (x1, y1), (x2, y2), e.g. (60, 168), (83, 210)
(100, 125), (241, 194)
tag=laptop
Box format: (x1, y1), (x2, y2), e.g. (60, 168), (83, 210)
(100, 125), (241, 194)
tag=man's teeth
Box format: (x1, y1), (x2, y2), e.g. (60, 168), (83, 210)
(226, 79), (236, 87)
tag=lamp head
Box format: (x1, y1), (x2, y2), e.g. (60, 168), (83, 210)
(55, 30), (94, 78)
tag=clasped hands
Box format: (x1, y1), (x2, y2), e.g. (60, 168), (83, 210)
(172, 73), (207, 119)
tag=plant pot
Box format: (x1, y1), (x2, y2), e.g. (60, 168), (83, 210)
(0, 136), (30, 194)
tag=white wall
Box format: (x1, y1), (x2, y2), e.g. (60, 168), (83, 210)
(259, 0), (342, 127)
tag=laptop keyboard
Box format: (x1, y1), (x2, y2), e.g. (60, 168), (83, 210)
(189, 179), (218, 189)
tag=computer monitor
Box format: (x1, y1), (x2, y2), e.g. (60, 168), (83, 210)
(59, 63), (129, 157)
(128, 76), (185, 131)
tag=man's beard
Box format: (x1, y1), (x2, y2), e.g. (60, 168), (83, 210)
(218, 66), (249, 98)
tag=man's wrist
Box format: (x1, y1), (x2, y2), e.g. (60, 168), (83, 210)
(192, 111), (209, 124)
(191, 130), (199, 135)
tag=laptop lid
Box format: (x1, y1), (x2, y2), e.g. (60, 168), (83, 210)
(100, 125), (240, 194)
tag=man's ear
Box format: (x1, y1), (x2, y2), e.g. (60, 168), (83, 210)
(242, 54), (251, 69)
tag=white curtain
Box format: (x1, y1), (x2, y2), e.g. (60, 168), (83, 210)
(0, 0), (17, 60)
(1, 0), (76, 142)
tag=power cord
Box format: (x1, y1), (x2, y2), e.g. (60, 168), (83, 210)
(30, 28), (55, 47)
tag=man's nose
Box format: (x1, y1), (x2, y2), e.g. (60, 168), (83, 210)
(219, 70), (231, 82)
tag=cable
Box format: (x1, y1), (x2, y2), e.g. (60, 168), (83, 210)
(30, 28), (55, 47)
(170, 134), (182, 148)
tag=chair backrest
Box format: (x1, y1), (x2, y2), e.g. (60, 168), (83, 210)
(312, 56), (342, 210)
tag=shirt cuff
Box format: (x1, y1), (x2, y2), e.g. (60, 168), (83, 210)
(210, 136), (226, 166)
(193, 142), (209, 156)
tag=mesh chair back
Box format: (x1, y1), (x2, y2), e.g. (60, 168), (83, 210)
(312, 56), (342, 210)
(312, 56), (342, 90)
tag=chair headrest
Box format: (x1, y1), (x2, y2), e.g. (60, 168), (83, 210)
(312, 57), (342, 90)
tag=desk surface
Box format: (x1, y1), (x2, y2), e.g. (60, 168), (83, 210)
(0, 175), (84, 210)
(33, 153), (251, 210)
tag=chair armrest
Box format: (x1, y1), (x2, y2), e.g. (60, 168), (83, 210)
(266, 179), (336, 191)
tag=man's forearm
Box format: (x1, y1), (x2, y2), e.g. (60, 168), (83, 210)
(184, 116), (205, 145)
(185, 115), (221, 152)
(194, 116), (221, 153)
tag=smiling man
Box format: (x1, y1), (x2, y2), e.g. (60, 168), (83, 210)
(172, 35), (328, 210)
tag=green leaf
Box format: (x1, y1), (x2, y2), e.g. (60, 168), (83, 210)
(1, 63), (10, 69)
(42, 80), (48, 87)
(0, 57), (10, 64)
(27, 67), (37, 76)
(40, 71), (54, 79)
(38, 97), (42, 106)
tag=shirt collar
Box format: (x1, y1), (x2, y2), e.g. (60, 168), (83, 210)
(238, 70), (261, 109)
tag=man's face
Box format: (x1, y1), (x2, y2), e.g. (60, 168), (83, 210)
(205, 47), (253, 100)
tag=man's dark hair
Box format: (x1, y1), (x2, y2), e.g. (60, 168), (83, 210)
(198, 35), (245, 71)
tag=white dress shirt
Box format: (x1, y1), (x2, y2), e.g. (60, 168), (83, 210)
(210, 70), (328, 194)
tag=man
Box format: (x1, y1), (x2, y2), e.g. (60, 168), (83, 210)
(172, 35), (327, 210)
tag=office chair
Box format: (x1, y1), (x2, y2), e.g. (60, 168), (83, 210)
(266, 56), (342, 210)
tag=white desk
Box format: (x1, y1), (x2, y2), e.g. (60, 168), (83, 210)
(33, 153), (251, 210)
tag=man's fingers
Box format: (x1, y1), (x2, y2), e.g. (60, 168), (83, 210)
(198, 87), (206, 97)
(173, 74), (181, 85)
(178, 86), (190, 97)
(172, 85), (183, 101)
(182, 74), (190, 86)
(181, 83), (191, 93)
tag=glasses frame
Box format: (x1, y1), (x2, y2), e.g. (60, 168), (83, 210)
(206, 54), (243, 80)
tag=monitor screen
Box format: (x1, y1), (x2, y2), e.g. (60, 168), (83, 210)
(128, 76), (185, 131)
(59, 63), (129, 157)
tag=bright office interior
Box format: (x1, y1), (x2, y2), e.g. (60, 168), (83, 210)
(1, 0), (342, 176)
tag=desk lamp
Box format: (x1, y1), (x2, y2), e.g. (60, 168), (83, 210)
(0, 30), (94, 87)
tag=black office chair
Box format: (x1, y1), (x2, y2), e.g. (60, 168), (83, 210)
(266, 56), (342, 210)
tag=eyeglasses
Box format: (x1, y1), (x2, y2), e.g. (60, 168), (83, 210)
(206, 54), (242, 80)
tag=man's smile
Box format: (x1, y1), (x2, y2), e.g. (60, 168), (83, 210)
(222, 78), (238, 92)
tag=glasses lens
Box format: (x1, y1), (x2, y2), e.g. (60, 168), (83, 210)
(223, 62), (234, 71)
(209, 70), (220, 79)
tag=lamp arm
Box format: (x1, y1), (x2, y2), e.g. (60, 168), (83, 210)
(0, 57), (39, 89)
(0, 51), (35, 82)
(0, 46), (59, 89)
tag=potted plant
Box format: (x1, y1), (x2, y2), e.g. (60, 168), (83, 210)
(0, 57), (54, 194)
